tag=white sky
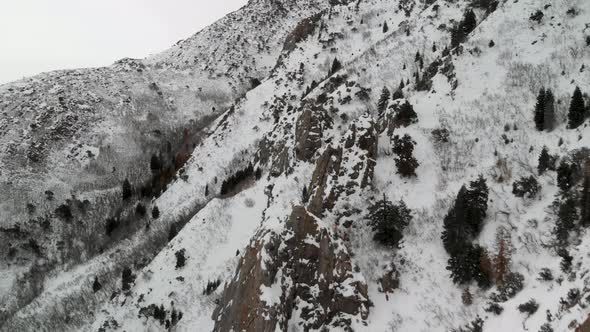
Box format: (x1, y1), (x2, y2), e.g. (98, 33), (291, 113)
(0, 0), (247, 84)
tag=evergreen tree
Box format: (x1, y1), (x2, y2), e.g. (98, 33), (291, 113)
(442, 186), (469, 254)
(442, 177), (490, 286)
(464, 176), (489, 237)
(169, 223), (179, 241)
(175, 249), (186, 269)
(377, 86), (391, 117)
(568, 86), (585, 129)
(399, 79), (405, 90)
(451, 9), (477, 48)
(330, 58), (342, 75)
(580, 171), (590, 227)
(383, 21), (389, 33)
(367, 195), (412, 247)
(392, 89), (404, 101)
(538, 146), (552, 175)
(555, 195), (578, 246)
(557, 161), (574, 192)
(534, 88), (545, 131)
(122, 179), (132, 201)
(92, 276), (102, 293)
(152, 205), (160, 219)
(462, 9), (477, 34)
(121, 267), (135, 291)
(392, 134), (419, 177)
(544, 89), (556, 131)
(394, 100), (418, 126)
(150, 154), (162, 173)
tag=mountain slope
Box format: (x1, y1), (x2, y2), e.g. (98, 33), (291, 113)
(3, 0), (590, 331)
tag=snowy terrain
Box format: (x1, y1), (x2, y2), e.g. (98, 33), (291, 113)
(2, 0), (590, 331)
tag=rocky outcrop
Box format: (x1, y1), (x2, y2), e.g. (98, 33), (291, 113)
(295, 103), (333, 162)
(211, 206), (369, 331)
(307, 113), (378, 214)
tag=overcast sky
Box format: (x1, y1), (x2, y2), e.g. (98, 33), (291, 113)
(0, 0), (247, 84)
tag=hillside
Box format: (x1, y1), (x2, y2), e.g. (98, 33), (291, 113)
(2, 0), (590, 331)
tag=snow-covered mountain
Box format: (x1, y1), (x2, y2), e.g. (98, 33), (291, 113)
(2, 0), (590, 331)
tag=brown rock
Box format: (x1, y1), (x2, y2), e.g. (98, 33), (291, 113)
(212, 206), (369, 332)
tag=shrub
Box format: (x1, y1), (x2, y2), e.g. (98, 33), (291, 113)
(560, 288), (581, 309)
(530, 10), (543, 23)
(175, 249), (186, 269)
(539, 323), (554, 332)
(432, 128), (450, 143)
(55, 204), (73, 222)
(203, 279), (222, 295)
(490, 272), (524, 302)
(451, 316), (483, 332)
(537, 268), (553, 281)
(484, 302), (503, 315)
(558, 248), (573, 272)
(122, 267), (135, 292)
(220, 164), (254, 196)
(462, 288), (473, 306)
(518, 299), (539, 315)
(512, 176), (540, 198)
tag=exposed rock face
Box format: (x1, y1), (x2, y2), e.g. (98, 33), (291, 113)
(295, 103), (333, 162)
(211, 206), (369, 331)
(307, 113), (378, 213)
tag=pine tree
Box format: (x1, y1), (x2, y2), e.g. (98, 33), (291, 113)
(399, 79), (405, 90)
(367, 195), (412, 247)
(383, 21), (389, 33)
(544, 89), (556, 131)
(152, 206), (160, 219)
(555, 195), (578, 246)
(122, 179), (132, 201)
(168, 223), (179, 241)
(150, 154), (162, 173)
(557, 161), (574, 192)
(121, 267), (135, 292)
(568, 86), (585, 129)
(534, 88), (546, 131)
(392, 89), (404, 101)
(394, 100), (418, 126)
(377, 86), (391, 117)
(392, 134), (419, 177)
(92, 276), (102, 293)
(442, 186), (469, 254)
(464, 176), (489, 237)
(330, 58), (342, 75)
(538, 146), (551, 175)
(451, 9), (477, 48)
(442, 177), (490, 287)
(462, 10), (477, 34)
(580, 167), (590, 227)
